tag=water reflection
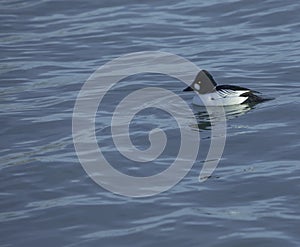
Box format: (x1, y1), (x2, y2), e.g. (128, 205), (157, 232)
(191, 103), (255, 131)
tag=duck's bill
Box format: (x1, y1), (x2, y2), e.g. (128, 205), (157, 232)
(183, 86), (193, 91)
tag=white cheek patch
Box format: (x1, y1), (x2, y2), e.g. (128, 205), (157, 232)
(194, 83), (200, 91)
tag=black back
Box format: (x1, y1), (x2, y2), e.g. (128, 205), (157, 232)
(216, 85), (260, 94)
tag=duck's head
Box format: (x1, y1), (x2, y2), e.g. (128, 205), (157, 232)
(183, 70), (217, 94)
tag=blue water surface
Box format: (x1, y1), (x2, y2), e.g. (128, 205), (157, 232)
(1, 0), (300, 246)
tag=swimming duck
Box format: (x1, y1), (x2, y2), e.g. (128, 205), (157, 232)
(184, 70), (264, 106)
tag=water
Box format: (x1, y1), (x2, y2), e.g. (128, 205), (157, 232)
(1, 0), (300, 246)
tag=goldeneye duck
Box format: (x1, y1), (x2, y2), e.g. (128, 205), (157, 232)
(184, 70), (265, 106)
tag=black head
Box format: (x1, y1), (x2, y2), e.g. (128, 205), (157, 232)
(183, 70), (218, 94)
(201, 70), (217, 86)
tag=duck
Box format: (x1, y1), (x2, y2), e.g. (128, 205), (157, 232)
(184, 70), (265, 106)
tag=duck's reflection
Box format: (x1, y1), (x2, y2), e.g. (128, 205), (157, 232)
(191, 103), (256, 131)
